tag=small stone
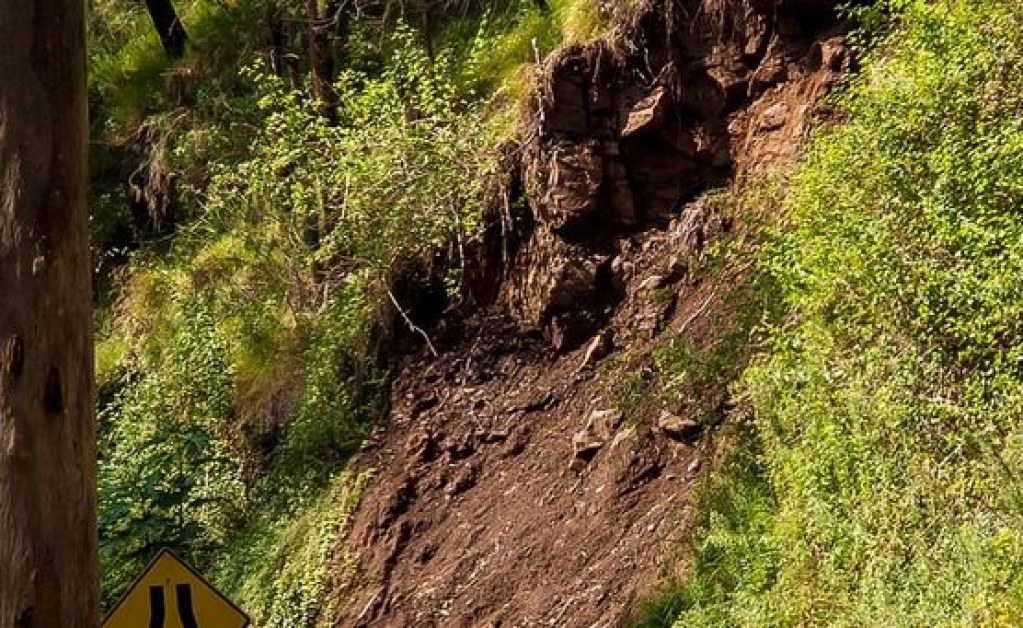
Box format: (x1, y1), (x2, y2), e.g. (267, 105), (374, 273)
(687, 457), (702, 475)
(576, 330), (613, 373)
(479, 430), (508, 444)
(657, 411), (702, 442)
(759, 102), (790, 131)
(666, 254), (688, 277)
(445, 432), (475, 461)
(405, 427), (439, 462)
(586, 409), (624, 440)
(572, 429), (605, 461)
(639, 275), (668, 291)
(521, 391), (559, 413)
(609, 426), (637, 450)
(611, 255), (625, 275)
(621, 86), (669, 137)
(447, 464), (480, 497)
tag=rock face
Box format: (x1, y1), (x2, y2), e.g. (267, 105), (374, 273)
(501, 0), (850, 351)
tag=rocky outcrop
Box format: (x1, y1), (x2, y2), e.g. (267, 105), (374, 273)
(501, 0), (850, 350)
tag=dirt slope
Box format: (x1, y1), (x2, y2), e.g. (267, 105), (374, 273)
(338, 2), (849, 625)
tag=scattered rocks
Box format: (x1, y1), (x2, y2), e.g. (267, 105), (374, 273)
(570, 409), (625, 469)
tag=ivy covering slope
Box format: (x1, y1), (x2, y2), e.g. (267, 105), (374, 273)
(645, 1), (1023, 625)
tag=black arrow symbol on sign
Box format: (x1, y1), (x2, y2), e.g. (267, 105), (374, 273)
(176, 583), (200, 628)
(147, 586), (165, 628)
(147, 584), (200, 628)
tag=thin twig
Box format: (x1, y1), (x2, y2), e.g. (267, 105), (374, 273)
(677, 292), (717, 335)
(387, 288), (439, 357)
(356, 589), (382, 622)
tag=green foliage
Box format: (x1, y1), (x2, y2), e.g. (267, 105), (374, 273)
(204, 26), (503, 283)
(666, 1), (1023, 624)
(99, 300), (244, 606)
(652, 277), (773, 426)
(278, 280), (378, 471)
(210, 470), (371, 628)
(90, 0), (639, 617)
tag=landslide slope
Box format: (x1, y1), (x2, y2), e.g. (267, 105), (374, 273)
(340, 1), (848, 625)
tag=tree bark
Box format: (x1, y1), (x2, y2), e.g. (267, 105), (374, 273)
(307, 0), (338, 123)
(145, 0), (189, 60)
(0, 0), (99, 626)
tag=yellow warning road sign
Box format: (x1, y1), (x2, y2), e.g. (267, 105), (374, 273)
(103, 549), (250, 628)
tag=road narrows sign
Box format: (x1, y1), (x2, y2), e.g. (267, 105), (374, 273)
(103, 549), (250, 628)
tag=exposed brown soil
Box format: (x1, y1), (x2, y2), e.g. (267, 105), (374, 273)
(337, 1), (850, 626)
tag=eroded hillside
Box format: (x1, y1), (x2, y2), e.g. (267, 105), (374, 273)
(339, 1), (849, 624)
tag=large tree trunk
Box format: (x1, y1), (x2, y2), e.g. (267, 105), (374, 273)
(0, 0), (99, 626)
(145, 0), (189, 59)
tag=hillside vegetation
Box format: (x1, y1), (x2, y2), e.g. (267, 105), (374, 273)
(89, 0), (616, 622)
(646, 0), (1023, 624)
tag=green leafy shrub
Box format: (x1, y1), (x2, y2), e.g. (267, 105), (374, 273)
(92, 5), (521, 615)
(210, 470), (371, 628)
(664, 1), (1023, 625)
(99, 300), (244, 605)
